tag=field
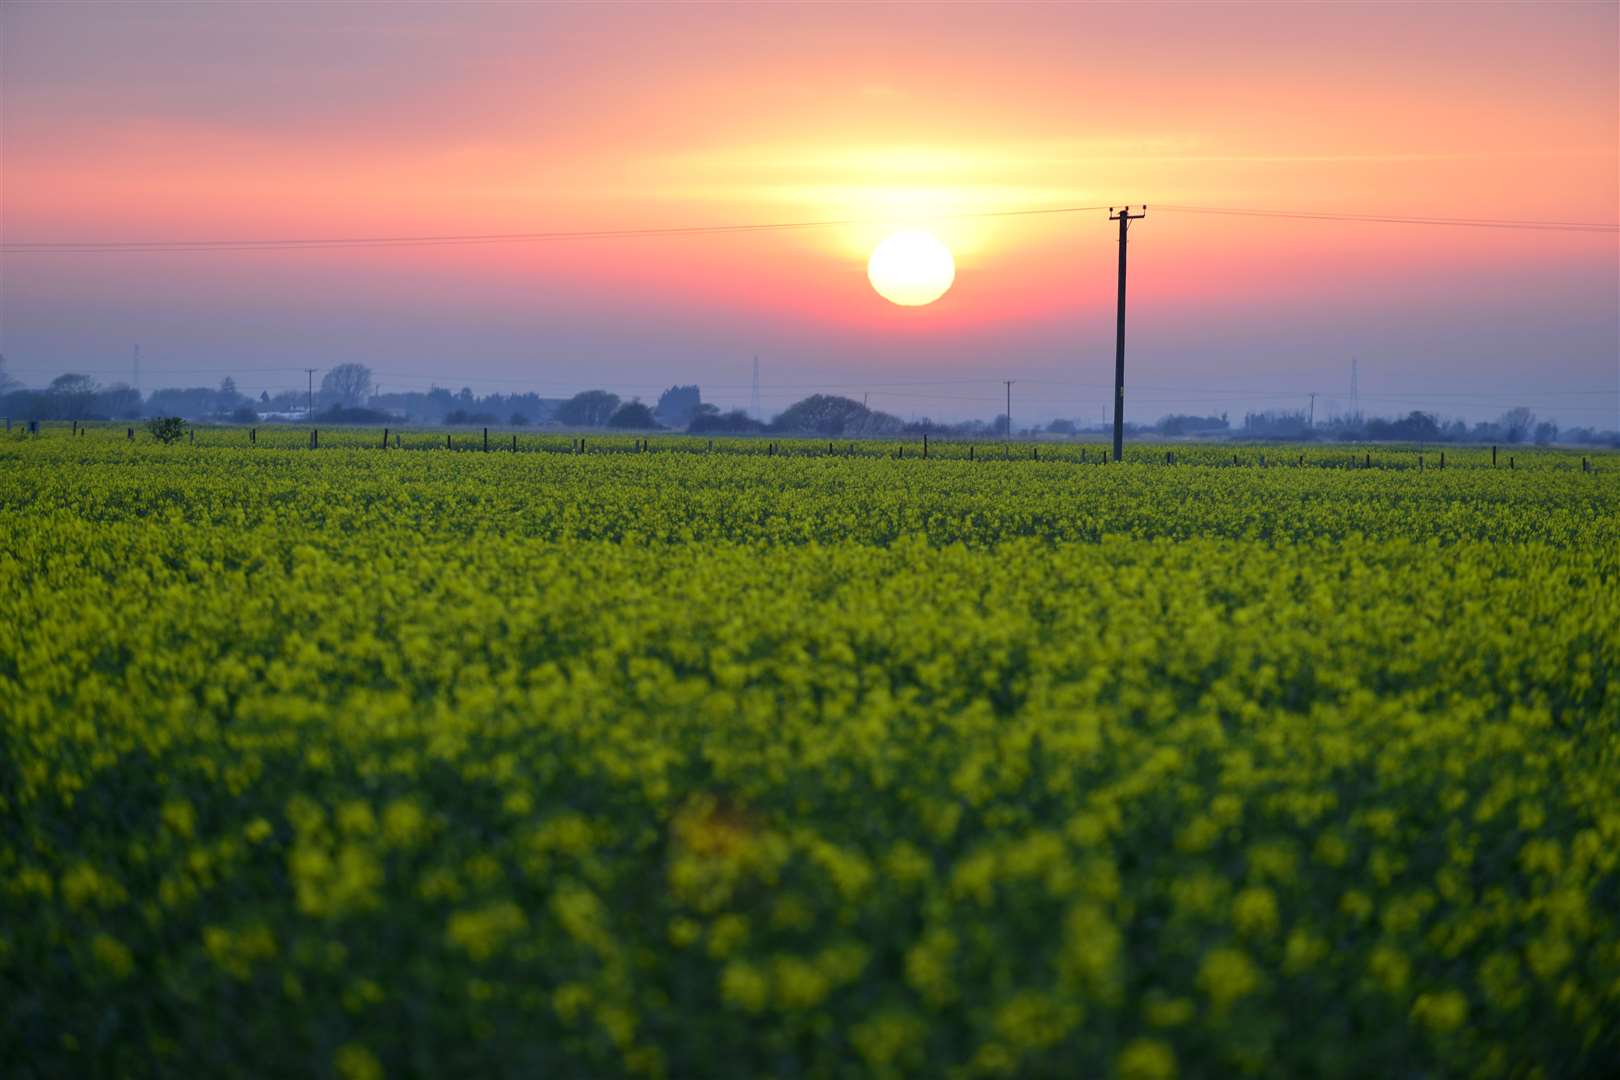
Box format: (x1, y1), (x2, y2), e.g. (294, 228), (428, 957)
(3, 426), (1617, 1078)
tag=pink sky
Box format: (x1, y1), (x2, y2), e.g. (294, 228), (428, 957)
(2, 1), (1616, 425)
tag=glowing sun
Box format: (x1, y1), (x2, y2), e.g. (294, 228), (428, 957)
(867, 230), (954, 306)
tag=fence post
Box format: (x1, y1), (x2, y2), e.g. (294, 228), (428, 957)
(923, 433), (929, 459)
(1492, 445), (1497, 466)
(969, 445), (975, 461)
(190, 429), (195, 445)
(395, 433), (400, 448)
(382, 427), (389, 449)
(447, 432), (452, 450)
(29, 420), (38, 434)
(1510, 456), (1514, 470)
(483, 427), (489, 452)
(1583, 457), (1589, 473)
(1439, 451), (1445, 469)
(1034, 446), (1038, 461)
(512, 433), (517, 452)
(250, 427), (256, 445)
(708, 439), (713, 452)
(1419, 454), (1424, 471)
(73, 420), (78, 436)
(1365, 452), (1371, 468)
(126, 427), (133, 440)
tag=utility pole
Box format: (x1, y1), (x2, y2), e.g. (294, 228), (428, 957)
(750, 356), (762, 421)
(132, 344), (141, 395)
(1004, 380), (1014, 439)
(304, 368), (318, 418)
(1350, 358), (1359, 420)
(1109, 205), (1146, 462)
(1308, 392), (1317, 428)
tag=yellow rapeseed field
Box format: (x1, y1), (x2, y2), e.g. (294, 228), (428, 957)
(2, 427), (1617, 1077)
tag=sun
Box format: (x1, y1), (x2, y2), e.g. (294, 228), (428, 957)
(867, 230), (955, 306)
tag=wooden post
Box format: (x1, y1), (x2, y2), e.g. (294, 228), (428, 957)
(1583, 457), (1589, 473)
(768, 442), (774, 457)
(250, 427), (256, 445)
(1365, 452), (1371, 468)
(382, 427), (389, 449)
(828, 441), (832, 455)
(447, 432), (452, 450)
(512, 434), (517, 452)
(923, 433), (929, 459)
(1033, 446), (1038, 461)
(1492, 445), (1497, 466)
(1233, 453), (1239, 466)
(29, 420), (38, 434)
(969, 445), (974, 461)
(189, 429), (194, 445)
(73, 420), (78, 435)
(394, 433), (400, 448)
(1419, 454), (1424, 471)
(708, 440), (713, 451)
(1510, 456), (1514, 470)
(483, 427), (489, 452)
(580, 437), (585, 453)
(310, 429), (318, 450)
(1439, 451), (1445, 469)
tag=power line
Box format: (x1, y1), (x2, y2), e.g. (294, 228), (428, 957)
(1155, 204), (1620, 233)
(0, 204), (1113, 255)
(6, 201), (1614, 256)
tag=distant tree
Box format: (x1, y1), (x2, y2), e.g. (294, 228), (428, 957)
(49, 373), (100, 420)
(95, 383), (144, 419)
(321, 364), (373, 407)
(231, 405), (259, 424)
(0, 353), (16, 393)
(556, 390), (622, 427)
(220, 376), (238, 397)
(510, 412), (531, 427)
(260, 390), (270, 404)
(608, 401), (659, 429)
(1533, 420), (1559, 446)
(991, 414), (1010, 436)
(1499, 406), (1535, 444)
(1046, 418), (1078, 435)
(770, 394), (870, 435)
(1156, 414), (1228, 436)
(688, 409), (765, 435)
(654, 385), (702, 428)
(146, 416), (187, 444)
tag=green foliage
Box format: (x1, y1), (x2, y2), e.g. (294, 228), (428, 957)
(145, 416), (187, 444)
(1, 431), (1617, 1077)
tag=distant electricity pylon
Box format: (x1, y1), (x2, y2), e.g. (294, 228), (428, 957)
(1109, 205), (1146, 462)
(1308, 392), (1317, 428)
(1004, 379), (1014, 439)
(1350, 358), (1360, 419)
(750, 356), (761, 420)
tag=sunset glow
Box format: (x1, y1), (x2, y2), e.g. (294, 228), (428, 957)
(1, 2), (1615, 424)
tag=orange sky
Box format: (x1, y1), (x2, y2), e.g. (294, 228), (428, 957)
(2, 1), (1616, 425)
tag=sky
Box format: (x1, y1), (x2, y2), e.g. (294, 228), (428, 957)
(2, 1), (1617, 428)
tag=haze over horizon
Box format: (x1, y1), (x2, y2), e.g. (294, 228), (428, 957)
(2, 1), (1616, 428)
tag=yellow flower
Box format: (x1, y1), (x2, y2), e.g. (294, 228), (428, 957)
(1118, 1038), (1178, 1080)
